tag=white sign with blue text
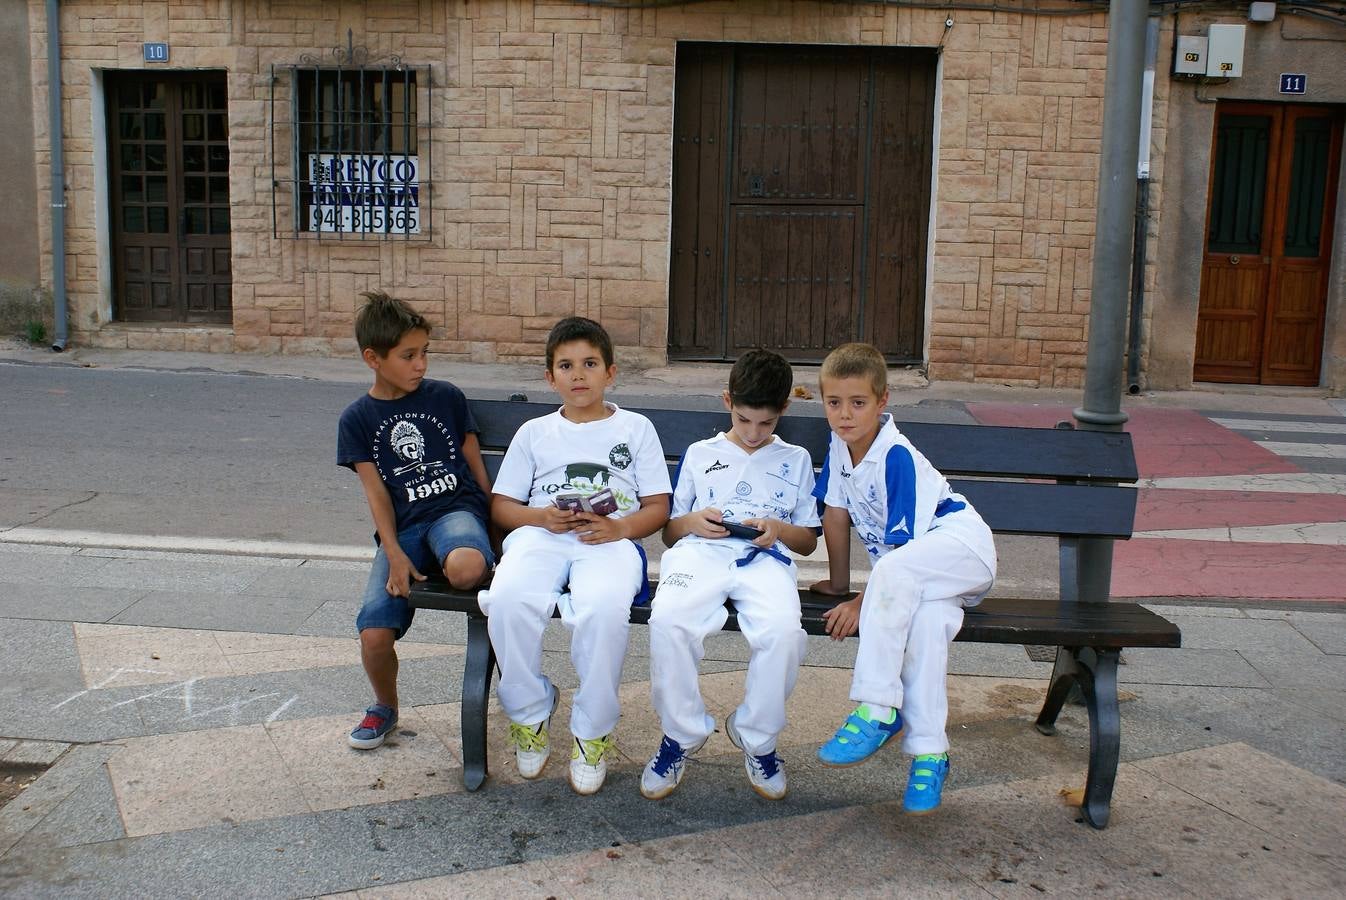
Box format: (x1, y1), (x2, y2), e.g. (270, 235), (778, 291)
(308, 154), (421, 235)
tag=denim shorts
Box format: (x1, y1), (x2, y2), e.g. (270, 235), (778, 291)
(356, 509), (494, 639)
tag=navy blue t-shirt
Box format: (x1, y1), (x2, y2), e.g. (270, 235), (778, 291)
(337, 379), (488, 534)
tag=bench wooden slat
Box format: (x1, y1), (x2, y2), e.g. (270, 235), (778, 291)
(410, 583), (1180, 651)
(468, 399), (1138, 483)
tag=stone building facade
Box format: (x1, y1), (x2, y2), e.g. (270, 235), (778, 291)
(21, 0), (1346, 390)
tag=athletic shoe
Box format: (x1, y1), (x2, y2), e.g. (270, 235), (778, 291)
(640, 734), (706, 800)
(509, 690), (559, 779)
(903, 754), (950, 814)
(816, 705), (903, 767)
(724, 711), (787, 800)
(569, 734), (616, 795)
(348, 703), (398, 750)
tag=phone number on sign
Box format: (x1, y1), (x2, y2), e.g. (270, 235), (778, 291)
(310, 205), (420, 234)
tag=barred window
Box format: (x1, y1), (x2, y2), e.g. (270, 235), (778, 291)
(271, 41), (431, 240)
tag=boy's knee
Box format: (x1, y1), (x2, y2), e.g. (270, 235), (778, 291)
(360, 627), (397, 656)
(443, 547), (487, 589)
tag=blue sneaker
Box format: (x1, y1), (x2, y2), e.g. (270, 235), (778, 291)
(348, 703), (398, 750)
(903, 754), (950, 814)
(816, 705), (903, 767)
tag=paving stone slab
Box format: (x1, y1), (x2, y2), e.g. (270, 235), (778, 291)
(1166, 615), (1324, 654)
(242, 566), (368, 601)
(1119, 646), (1270, 688)
(70, 557), (267, 594)
(110, 589), (328, 634)
(0, 582), (143, 625)
(0, 744), (119, 860)
(1140, 683), (1346, 784)
(3, 741), (69, 766)
(1133, 741), (1346, 871)
(1242, 648), (1346, 691)
(16, 764), (126, 851)
(0, 553), (115, 587)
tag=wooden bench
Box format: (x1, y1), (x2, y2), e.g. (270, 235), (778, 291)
(410, 398), (1181, 828)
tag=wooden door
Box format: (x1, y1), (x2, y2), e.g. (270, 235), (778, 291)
(1195, 103), (1342, 385)
(669, 44), (935, 363)
(109, 73), (232, 324)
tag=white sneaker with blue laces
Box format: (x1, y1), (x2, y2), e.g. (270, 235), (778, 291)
(640, 734), (707, 800)
(725, 711), (787, 800)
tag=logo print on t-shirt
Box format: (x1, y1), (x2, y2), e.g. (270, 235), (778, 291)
(390, 421), (432, 475)
(609, 443), (633, 470)
(705, 459), (729, 474)
(735, 480), (752, 496)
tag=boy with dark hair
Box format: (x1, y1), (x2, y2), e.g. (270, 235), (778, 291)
(337, 291), (494, 749)
(811, 342), (997, 814)
(640, 349), (820, 801)
(479, 316), (672, 795)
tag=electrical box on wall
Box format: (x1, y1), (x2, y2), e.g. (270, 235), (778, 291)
(1206, 24), (1245, 77)
(1173, 35), (1207, 75)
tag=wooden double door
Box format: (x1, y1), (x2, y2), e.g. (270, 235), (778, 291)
(1195, 102), (1342, 385)
(107, 72), (233, 323)
(668, 44), (936, 363)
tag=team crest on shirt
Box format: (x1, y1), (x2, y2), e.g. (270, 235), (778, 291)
(735, 481), (752, 496)
(609, 443), (632, 469)
(867, 484), (880, 502)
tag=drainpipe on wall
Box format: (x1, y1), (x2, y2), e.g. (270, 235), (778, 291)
(1126, 17), (1160, 394)
(46, 0), (68, 351)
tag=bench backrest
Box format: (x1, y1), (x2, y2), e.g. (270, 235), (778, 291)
(467, 398), (1138, 547)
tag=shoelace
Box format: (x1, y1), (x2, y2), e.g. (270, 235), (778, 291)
(509, 721), (547, 752)
(357, 712), (387, 731)
(650, 735), (687, 776)
(575, 734), (614, 765)
(747, 750), (781, 780)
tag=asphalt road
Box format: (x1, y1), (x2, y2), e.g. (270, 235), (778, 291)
(1, 360), (374, 548)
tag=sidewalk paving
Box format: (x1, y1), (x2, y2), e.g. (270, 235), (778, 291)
(1, 344), (1344, 897)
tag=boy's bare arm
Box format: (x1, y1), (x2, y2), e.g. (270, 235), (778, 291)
(811, 504), (853, 595)
(491, 493), (580, 534)
(462, 432), (492, 494)
(354, 462), (425, 597)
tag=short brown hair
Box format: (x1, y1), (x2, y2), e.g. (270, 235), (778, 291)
(354, 291), (429, 355)
(545, 316), (614, 369)
(820, 343), (888, 398)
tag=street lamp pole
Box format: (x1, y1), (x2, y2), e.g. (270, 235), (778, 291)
(1072, 0), (1150, 603)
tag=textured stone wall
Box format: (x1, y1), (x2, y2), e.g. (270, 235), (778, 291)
(31, 0), (1129, 385)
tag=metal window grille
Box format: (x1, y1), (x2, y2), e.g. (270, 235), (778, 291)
(270, 33), (432, 241)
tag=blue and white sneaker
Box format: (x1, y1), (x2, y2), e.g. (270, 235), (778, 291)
(903, 754), (950, 814)
(348, 703), (398, 750)
(639, 734), (706, 800)
(816, 705), (903, 766)
(725, 712), (787, 800)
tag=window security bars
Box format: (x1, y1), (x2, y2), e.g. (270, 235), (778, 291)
(271, 33), (432, 240)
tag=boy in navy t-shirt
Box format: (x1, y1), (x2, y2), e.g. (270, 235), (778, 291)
(337, 291), (494, 749)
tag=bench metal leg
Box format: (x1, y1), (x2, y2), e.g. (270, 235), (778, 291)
(1075, 648), (1121, 830)
(1034, 646), (1078, 735)
(460, 613), (496, 791)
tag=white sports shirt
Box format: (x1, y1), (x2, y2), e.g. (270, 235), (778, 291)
(813, 414), (991, 564)
(671, 432), (821, 561)
(493, 402), (672, 516)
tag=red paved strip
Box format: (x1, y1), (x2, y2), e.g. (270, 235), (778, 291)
(1114, 538), (1346, 600)
(1136, 488), (1346, 531)
(966, 403), (1300, 479)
